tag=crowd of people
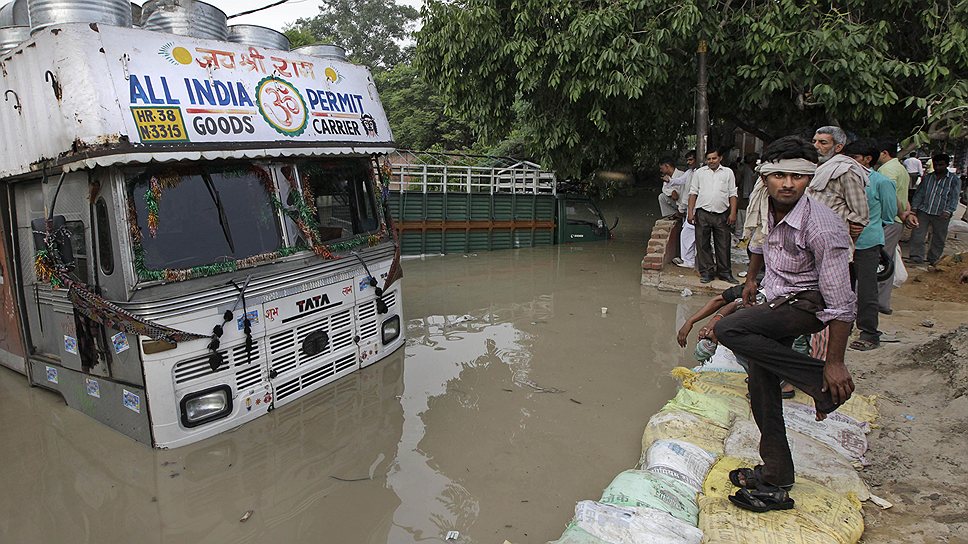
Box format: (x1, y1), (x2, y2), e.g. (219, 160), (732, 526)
(656, 130), (965, 514)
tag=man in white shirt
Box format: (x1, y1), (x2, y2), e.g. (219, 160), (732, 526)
(688, 149), (739, 283)
(657, 156), (685, 217)
(673, 150), (697, 268)
(903, 154), (924, 194)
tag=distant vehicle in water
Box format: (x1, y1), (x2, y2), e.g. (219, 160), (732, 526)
(386, 150), (614, 255)
(0, 16), (403, 448)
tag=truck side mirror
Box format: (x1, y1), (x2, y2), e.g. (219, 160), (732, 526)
(31, 215), (76, 270)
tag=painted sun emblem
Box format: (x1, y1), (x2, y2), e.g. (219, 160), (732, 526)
(159, 42), (193, 65)
(324, 66), (343, 83)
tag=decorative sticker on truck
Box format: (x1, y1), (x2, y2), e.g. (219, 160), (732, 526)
(101, 28), (392, 146)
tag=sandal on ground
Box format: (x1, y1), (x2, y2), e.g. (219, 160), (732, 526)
(729, 486), (795, 513)
(728, 467), (793, 490)
(849, 339), (879, 351)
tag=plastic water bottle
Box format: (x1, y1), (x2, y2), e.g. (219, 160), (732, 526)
(694, 338), (717, 362)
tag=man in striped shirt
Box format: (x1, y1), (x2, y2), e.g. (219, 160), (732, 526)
(908, 153), (962, 265)
(714, 136), (855, 512)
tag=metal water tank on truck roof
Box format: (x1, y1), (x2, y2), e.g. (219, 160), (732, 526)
(27, 0), (133, 34)
(227, 24), (289, 51)
(141, 0), (227, 40)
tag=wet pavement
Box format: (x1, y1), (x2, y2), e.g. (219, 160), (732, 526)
(0, 190), (701, 544)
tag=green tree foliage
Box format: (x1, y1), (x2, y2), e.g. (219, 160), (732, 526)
(416, 0), (968, 176)
(285, 0), (419, 71)
(375, 63), (477, 150)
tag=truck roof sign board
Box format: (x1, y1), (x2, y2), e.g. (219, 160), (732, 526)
(0, 24), (394, 177)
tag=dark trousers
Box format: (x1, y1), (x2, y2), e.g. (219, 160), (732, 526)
(853, 245), (882, 343)
(695, 208), (732, 278)
(714, 300), (835, 487)
(909, 211), (950, 264)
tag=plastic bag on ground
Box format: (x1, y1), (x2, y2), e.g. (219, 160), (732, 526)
(571, 501), (703, 544)
(660, 388), (750, 429)
(781, 402), (870, 463)
(642, 439), (718, 492)
(641, 410), (729, 456)
(599, 469), (699, 525)
(701, 457), (864, 544)
(724, 419), (870, 501)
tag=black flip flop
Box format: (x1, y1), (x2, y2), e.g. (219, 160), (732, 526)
(728, 466), (793, 490)
(729, 486), (795, 513)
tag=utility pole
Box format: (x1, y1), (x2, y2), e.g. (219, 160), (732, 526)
(696, 39), (709, 160)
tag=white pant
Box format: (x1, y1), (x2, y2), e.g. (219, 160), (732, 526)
(658, 193), (678, 217)
(680, 219), (696, 266)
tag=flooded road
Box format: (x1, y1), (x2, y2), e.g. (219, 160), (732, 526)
(0, 227), (698, 543)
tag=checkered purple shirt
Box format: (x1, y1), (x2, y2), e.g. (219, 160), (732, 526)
(749, 195), (856, 323)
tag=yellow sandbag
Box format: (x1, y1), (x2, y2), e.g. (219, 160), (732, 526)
(674, 368), (749, 400)
(675, 367), (878, 426)
(660, 388), (750, 429)
(699, 496), (842, 544)
(641, 410), (729, 456)
(701, 457), (863, 544)
(787, 390), (878, 426)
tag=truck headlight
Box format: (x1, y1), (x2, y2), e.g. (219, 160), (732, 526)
(381, 315), (400, 345)
(180, 385), (232, 428)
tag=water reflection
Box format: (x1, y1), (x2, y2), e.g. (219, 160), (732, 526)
(0, 241), (692, 544)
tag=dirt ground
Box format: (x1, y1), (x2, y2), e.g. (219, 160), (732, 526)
(851, 283), (968, 544)
(900, 253), (968, 304)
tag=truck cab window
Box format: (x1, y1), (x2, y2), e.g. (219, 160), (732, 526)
(296, 159), (378, 242)
(128, 164), (282, 272)
(95, 198), (114, 275)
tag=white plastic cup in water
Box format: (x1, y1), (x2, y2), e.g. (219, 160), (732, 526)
(601, 307), (607, 315)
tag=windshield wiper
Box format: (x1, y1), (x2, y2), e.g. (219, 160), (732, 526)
(202, 173), (236, 254)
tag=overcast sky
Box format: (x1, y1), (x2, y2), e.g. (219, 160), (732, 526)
(129, 0), (422, 33)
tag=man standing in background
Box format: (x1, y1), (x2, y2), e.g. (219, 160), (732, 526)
(842, 139), (897, 351)
(903, 153), (924, 199)
(876, 139), (919, 314)
(908, 153), (961, 266)
(673, 151), (698, 269)
(688, 148), (739, 283)
(808, 126), (869, 244)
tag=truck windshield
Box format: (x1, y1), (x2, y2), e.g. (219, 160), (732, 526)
(129, 164), (282, 271)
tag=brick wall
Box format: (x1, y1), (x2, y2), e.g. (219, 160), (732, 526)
(641, 218), (679, 271)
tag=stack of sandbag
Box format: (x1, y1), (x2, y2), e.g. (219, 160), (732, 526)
(547, 359), (878, 544)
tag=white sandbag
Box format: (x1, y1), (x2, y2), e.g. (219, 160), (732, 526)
(695, 345), (747, 373)
(893, 245), (908, 287)
(573, 501), (703, 544)
(781, 402), (870, 463)
(644, 439), (718, 492)
(724, 419), (870, 500)
(948, 219), (968, 235)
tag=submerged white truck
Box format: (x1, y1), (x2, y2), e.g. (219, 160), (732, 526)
(0, 6), (404, 448)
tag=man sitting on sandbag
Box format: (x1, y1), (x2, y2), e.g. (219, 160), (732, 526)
(713, 136), (856, 513)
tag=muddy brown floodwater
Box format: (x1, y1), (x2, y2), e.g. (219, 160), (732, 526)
(0, 208), (697, 544)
